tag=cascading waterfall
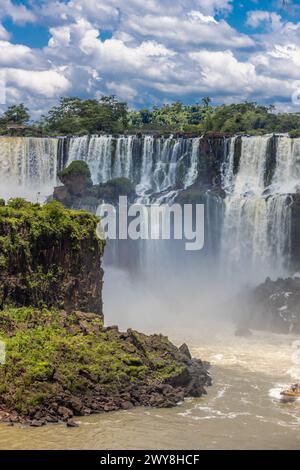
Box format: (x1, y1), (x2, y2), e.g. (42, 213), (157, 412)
(0, 133), (297, 281)
(0, 137), (58, 201)
(66, 135), (202, 201)
(272, 136), (300, 193)
(222, 135), (293, 279)
(184, 137), (201, 189)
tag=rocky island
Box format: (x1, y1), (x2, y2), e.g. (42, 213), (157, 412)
(0, 198), (210, 427)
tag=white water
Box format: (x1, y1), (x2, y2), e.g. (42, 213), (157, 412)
(66, 135), (202, 199)
(222, 135), (293, 280)
(0, 137), (58, 201)
(272, 136), (300, 193)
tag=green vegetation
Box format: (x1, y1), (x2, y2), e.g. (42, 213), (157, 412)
(58, 160), (92, 179)
(0, 104), (30, 133)
(2, 97), (300, 136)
(0, 307), (184, 414)
(41, 96), (128, 135)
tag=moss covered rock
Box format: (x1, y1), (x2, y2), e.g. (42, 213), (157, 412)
(0, 199), (104, 316)
(0, 308), (210, 424)
(57, 161), (93, 196)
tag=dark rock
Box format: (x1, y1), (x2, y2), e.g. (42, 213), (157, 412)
(0, 201), (104, 319)
(57, 161), (93, 196)
(57, 406), (73, 420)
(121, 401), (134, 410)
(30, 420), (44, 427)
(65, 397), (84, 415)
(251, 277), (300, 334)
(179, 343), (192, 360)
(66, 419), (79, 427)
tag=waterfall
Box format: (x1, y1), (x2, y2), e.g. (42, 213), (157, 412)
(234, 136), (270, 196)
(0, 137), (58, 201)
(222, 135), (292, 279)
(272, 136), (300, 193)
(184, 137), (201, 189)
(0, 133), (296, 281)
(221, 136), (236, 193)
(113, 135), (134, 180)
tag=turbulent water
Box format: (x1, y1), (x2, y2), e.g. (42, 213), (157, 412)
(222, 135), (293, 280)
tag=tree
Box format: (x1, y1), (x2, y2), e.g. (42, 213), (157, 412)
(201, 97), (212, 108)
(0, 104), (30, 126)
(42, 95), (128, 135)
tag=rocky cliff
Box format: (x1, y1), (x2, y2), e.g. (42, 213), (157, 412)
(0, 198), (104, 317)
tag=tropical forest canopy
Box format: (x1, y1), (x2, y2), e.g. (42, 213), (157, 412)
(1, 96), (300, 136)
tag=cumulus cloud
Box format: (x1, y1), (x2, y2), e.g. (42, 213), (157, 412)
(5, 68), (70, 97)
(0, 41), (40, 68)
(0, 24), (10, 40)
(1, 0), (300, 113)
(125, 12), (254, 49)
(246, 10), (282, 30)
(0, 0), (36, 24)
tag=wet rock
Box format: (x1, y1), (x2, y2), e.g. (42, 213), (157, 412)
(65, 397), (84, 415)
(57, 406), (73, 420)
(66, 419), (79, 428)
(121, 401), (134, 410)
(179, 343), (192, 360)
(251, 277), (300, 333)
(30, 420), (45, 427)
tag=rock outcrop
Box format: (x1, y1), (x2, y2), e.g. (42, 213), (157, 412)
(0, 198), (104, 318)
(53, 161), (136, 212)
(251, 277), (300, 334)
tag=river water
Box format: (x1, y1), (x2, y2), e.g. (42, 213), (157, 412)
(0, 302), (299, 450)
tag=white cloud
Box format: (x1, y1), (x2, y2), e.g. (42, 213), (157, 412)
(0, 0), (36, 24)
(0, 24), (10, 40)
(126, 12), (254, 49)
(5, 68), (71, 97)
(106, 81), (138, 101)
(246, 10), (282, 30)
(1, 0), (300, 113)
(0, 41), (39, 67)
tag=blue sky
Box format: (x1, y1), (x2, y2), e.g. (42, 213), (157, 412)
(0, 0), (300, 116)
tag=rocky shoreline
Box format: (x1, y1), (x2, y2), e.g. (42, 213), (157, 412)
(0, 310), (211, 428)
